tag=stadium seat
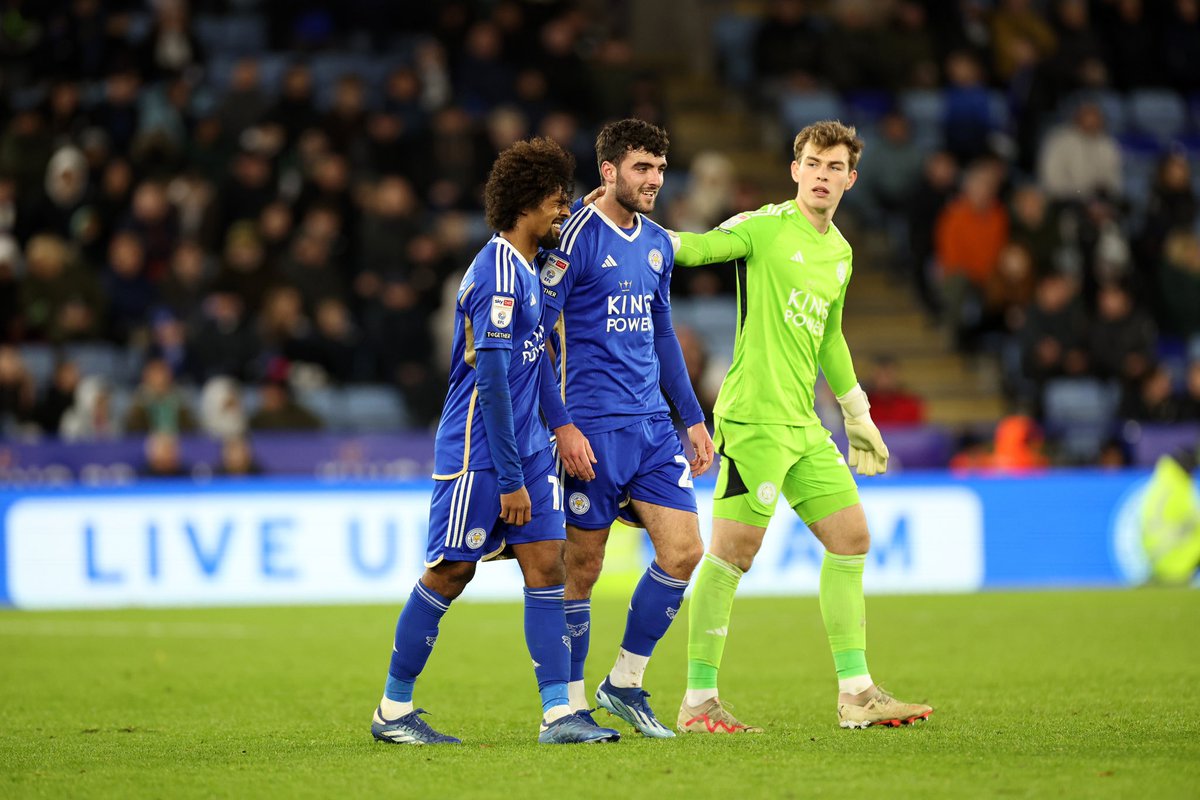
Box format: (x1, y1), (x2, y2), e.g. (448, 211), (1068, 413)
(779, 90), (844, 134)
(1127, 89), (1188, 141)
(341, 385), (409, 432)
(18, 343), (57, 386)
(711, 12), (761, 90)
(898, 89), (945, 150)
(1042, 378), (1120, 463)
(64, 342), (128, 384)
(295, 386), (343, 430)
(1079, 89), (1128, 135)
(194, 15), (268, 57)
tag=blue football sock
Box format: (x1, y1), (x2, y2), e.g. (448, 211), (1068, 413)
(564, 598), (591, 683)
(620, 562), (688, 657)
(385, 581), (452, 702)
(524, 585), (570, 714)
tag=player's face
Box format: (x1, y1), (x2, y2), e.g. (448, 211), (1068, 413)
(609, 149), (667, 215)
(791, 143), (857, 215)
(532, 190), (571, 249)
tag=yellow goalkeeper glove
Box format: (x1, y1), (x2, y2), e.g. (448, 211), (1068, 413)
(837, 383), (889, 477)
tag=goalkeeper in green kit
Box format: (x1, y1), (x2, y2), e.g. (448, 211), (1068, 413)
(668, 121), (933, 732)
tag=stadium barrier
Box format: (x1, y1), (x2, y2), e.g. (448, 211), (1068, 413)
(0, 470), (1172, 609)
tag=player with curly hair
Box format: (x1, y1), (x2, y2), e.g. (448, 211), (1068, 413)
(370, 137), (620, 746)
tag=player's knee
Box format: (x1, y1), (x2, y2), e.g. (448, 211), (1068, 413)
(566, 551), (604, 591)
(424, 560), (475, 599)
(654, 536), (703, 581)
(837, 528), (871, 556)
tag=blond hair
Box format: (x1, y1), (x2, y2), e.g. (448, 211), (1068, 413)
(793, 120), (864, 171)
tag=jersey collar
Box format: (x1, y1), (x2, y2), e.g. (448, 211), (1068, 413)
(590, 205), (642, 243)
(492, 234), (537, 275)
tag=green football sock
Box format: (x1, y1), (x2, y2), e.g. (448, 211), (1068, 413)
(819, 552), (870, 679)
(686, 553), (743, 690)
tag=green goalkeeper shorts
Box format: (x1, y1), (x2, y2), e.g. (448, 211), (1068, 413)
(712, 416), (860, 528)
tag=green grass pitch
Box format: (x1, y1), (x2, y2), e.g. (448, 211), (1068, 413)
(2, 589), (1198, 799)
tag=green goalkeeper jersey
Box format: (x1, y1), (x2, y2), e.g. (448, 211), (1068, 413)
(675, 199), (858, 427)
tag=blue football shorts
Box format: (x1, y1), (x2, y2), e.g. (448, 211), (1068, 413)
(425, 445), (566, 567)
(563, 414), (698, 530)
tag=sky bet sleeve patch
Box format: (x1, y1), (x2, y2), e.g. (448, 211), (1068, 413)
(540, 253), (568, 287)
(490, 294), (515, 328)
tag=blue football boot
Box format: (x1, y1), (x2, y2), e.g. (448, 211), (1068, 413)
(371, 706), (461, 745)
(595, 677), (675, 738)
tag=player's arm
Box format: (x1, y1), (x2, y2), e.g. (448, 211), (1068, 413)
(652, 309), (714, 477)
(818, 278), (889, 477)
(538, 349), (596, 481)
(475, 348), (530, 524)
(667, 224), (753, 267)
(652, 246), (714, 476)
(466, 270), (529, 524)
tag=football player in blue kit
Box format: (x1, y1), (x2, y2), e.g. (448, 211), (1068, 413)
(371, 137), (619, 746)
(539, 119), (715, 738)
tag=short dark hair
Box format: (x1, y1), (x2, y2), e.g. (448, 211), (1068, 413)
(595, 118), (669, 172)
(793, 120), (864, 171)
(484, 137), (575, 231)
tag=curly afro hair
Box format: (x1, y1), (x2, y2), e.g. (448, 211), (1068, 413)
(595, 118), (669, 172)
(484, 137), (575, 232)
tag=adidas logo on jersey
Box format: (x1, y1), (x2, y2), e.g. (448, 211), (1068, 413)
(791, 250), (805, 263)
(602, 254), (619, 268)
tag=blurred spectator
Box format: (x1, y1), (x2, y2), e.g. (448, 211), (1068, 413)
(267, 64), (319, 148)
(951, 415), (1049, 473)
(0, 110), (53, 198)
(862, 355), (926, 426)
(0, 345), (36, 432)
(213, 222), (273, 314)
(1008, 184), (1060, 276)
(124, 358), (197, 434)
(191, 290), (259, 382)
(218, 149), (275, 235)
(289, 298), (364, 383)
(217, 434), (262, 477)
(990, 0), (1057, 82)
(323, 75), (369, 155)
(825, 3), (889, 93)
(674, 324), (717, 418)
(880, 1), (938, 90)
(0, 234), (20, 340)
(60, 376), (120, 441)
(200, 376), (247, 439)
(1044, 0), (1109, 101)
(160, 240), (212, 322)
(102, 230), (155, 344)
(147, 310), (197, 380)
(34, 360), (81, 435)
(1088, 281), (1156, 388)
(140, 431), (188, 478)
(753, 0), (824, 91)
(26, 146), (89, 241)
(456, 21), (516, 116)
(1099, 0), (1160, 91)
(942, 50), (995, 164)
(1135, 152), (1197, 272)
(983, 241), (1038, 337)
(217, 59), (268, 137)
(124, 180), (178, 277)
(257, 201), (295, 274)
(908, 151), (960, 314)
(248, 380), (322, 431)
(1120, 364), (1185, 423)
(853, 112), (925, 228)
(1158, 230), (1200, 339)
(1037, 99), (1122, 203)
(1163, 0), (1200, 93)
(282, 230), (344, 314)
(1020, 271), (1089, 389)
(93, 71), (142, 157)
(20, 234), (104, 343)
(934, 160), (1009, 347)
(141, 0), (204, 80)
(44, 80), (90, 145)
(1181, 361), (1200, 420)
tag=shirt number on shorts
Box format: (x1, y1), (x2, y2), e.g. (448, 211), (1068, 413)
(673, 455), (694, 488)
(547, 474), (563, 510)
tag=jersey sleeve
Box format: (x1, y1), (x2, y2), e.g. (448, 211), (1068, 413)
(652, 232), (674, 313)
(465, 247), (519, 351)
(674, 212), (758, 266)
(817, 259), (858, 395)
(540, 208), (596, 313)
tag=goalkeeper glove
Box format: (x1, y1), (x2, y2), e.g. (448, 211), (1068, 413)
(837, 383), (889, 477)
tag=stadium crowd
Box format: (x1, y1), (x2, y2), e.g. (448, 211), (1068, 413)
(0, 0), (1197, 468)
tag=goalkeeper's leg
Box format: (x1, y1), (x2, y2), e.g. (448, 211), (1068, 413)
(808, 502), (932, 728)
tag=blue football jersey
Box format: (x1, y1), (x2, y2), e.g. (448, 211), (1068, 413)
(539, 205), (675, 435)
(433, 236), (550, 478)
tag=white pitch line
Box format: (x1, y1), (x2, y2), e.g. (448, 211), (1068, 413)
(0, 620), (255, 639)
